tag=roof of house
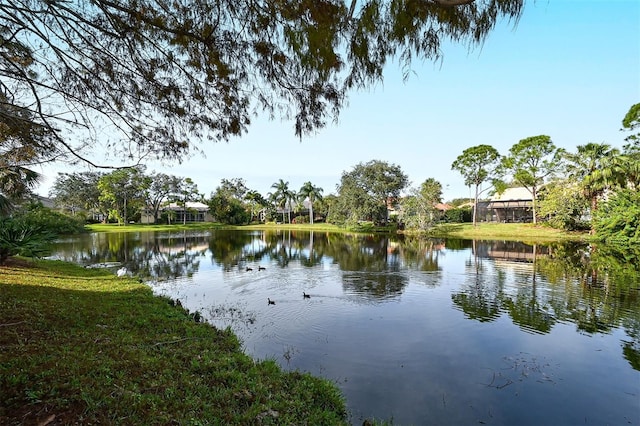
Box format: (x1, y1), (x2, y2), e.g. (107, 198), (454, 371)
(163, 201), (209, 211)
(434, 203), (453, 211)
(487, 187), (534, 209)
(457, 201), (475, 209)
(33, 195), (55, 208)
(490, 187), (533, 201)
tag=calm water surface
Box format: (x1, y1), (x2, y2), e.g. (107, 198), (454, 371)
(50, 230), (640, 425)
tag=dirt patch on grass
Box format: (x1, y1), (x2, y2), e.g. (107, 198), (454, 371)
(1, 401), (88, 426)
(0, 257), (34, 269)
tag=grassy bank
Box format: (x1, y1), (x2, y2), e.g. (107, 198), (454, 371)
(428, 223), (588, 242)
(86, 222), (346, 233)
(0, 259), (347, 425)
(86, 221), (589, 243)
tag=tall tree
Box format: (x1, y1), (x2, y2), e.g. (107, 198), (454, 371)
(244, 190), (267, 223)
(621, 103), (640, 186)
(298, 181), (324, 225)
(208, 182), (251, 225)
(270, 179), (294, 223)
(98, 167), (148, 225)
(50, 171), (104, 217)
(400, 178), (443, 231)
(563, 143), (624, 220)
(0, 40), (58, 214)
(0, 93), (52, 214)
(0, 155), (40, 216)
(144, 173), (182, 222)
(1, 1), (524, 166)
(621, 103), (640, 146)
(501, 135), (562, 224)
(336, 160), (409, 224)
(451, 144), (502, 226)
(176, 178), (201, 225)
(218, 178), (249, 200)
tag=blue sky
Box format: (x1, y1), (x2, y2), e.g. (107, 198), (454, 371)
(37, 0), (640, 201)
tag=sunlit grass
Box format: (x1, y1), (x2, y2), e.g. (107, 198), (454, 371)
(242, 222), (347, 232)
(87, 221), (589, 243)
(429, 223), (588, 242)
(86, 222), (227, 233)
(87, 222), (348, 233)
(0, 259), (347, 425)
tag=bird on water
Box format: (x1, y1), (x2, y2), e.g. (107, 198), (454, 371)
(303, 292), (310, 299)
(268, 298), (275, 305)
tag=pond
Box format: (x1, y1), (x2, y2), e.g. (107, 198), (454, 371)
(50, 230), (640, 425)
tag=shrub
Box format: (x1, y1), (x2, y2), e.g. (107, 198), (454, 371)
(0, 217), (56, 264)
(16, 203), (86, 234)
(593, 189), (640, 245)
(293, 215), (310, 224)
(443, 207), (472, 223)
(537, 182), (589, 231)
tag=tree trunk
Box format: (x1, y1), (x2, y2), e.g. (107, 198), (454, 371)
(473, 184), (479, 226)
(309, 197), (314, 225)
(183, 199), (187, 225)
(531, 186), (537, 225)
(590, 196), (598, 234)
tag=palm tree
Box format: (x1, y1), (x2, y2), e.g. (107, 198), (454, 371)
(270, 179), (292, 223)
(298, 181), (324, 225)
(285, 190), (297, 223)
(245, 190), (265, 223)
(1, 93), (56, 215)
(563, 143), (625, 230)
(0, 163), (41, 216)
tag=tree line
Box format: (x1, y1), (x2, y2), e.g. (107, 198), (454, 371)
(1, 103), (638, 264)
(450, 103), (639, 245)
(3, 101), (638, 238)
(42, 159), (444, 230)
(0, 0), (635, 260)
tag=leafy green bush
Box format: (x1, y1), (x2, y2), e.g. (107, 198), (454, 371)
(207, 195), (251, 225)
(293, 215), (309, 224)
(593, 189), (640, 245)
(16, 203), (86, 234)
(537, 182), (589, 231)
(443, 207), (472, 223)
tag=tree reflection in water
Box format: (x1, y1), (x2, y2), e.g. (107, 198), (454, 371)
(50, 231), (640, 372)
(451, 239), (640, 370)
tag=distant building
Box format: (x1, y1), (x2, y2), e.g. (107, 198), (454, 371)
(275, 199), (318, 223)
(434, 203), (453, 212)
(33, 195), (56, 209)
(485, 187), (534, 223)
(162, 202), (213, 223)
(140, 207), (156, 224)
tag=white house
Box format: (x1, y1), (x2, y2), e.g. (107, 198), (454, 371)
(162, 201), (213, 223)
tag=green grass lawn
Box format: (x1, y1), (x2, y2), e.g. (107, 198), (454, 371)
(0, 259), (347, 425)
(87, 221), (589, 243)
(86, 222), (347, 233)
(429, 222), (588, 242)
